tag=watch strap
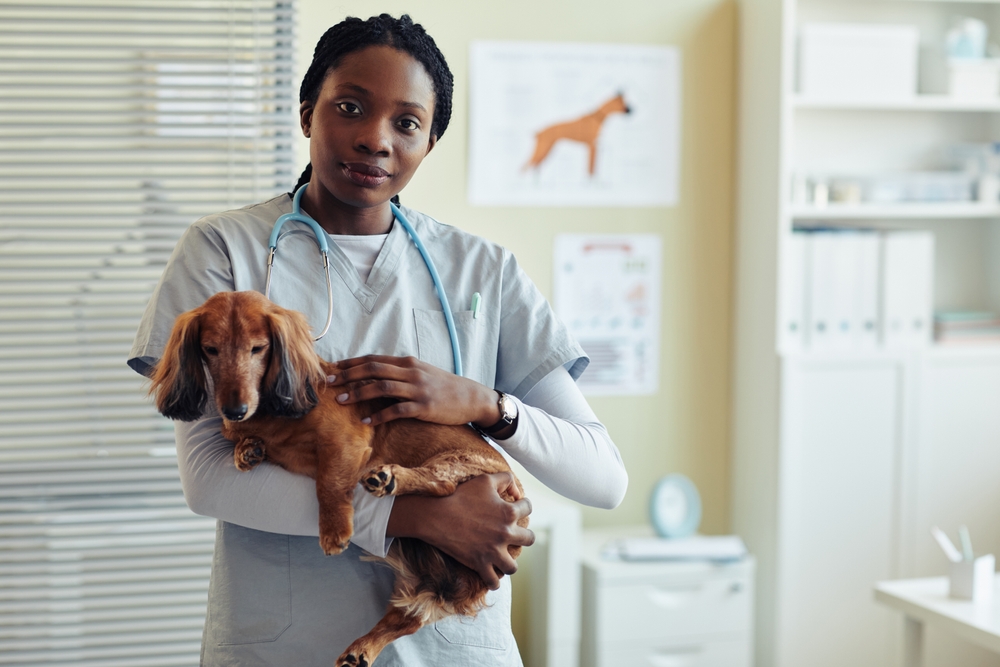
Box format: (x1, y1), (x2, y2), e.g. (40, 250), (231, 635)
(480, 391), (517, 436)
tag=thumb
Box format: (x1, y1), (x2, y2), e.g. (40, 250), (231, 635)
(490, 471), (521, 501)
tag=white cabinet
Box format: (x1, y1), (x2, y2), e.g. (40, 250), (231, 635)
(580, 529), (754, 667)
(734, 1), (1000, 666)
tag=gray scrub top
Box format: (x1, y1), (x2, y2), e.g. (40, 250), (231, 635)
(129, 194), (587, 666)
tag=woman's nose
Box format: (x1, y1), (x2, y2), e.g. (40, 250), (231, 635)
(355, 118), (391, 155)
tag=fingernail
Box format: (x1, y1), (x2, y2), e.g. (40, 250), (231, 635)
(361, 417), (371, 425)
(326, 374), (336, 383)
(337, 393), (348, 402)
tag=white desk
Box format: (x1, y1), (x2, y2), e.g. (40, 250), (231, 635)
(875, 576), (1000, 667)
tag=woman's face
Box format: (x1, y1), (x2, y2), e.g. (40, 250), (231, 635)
(300, 45), (437, 213)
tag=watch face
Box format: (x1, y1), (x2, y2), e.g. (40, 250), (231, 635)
(499, 393), (516, 422)
(650, 474), (701, 538)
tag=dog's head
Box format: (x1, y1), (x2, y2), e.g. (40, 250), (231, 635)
(148, 291), (325, 422)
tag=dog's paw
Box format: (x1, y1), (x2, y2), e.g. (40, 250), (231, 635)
(336, 650), (370, 667)
(361, 466), (396, 497)
(319, 518), (352, 556)
(233, 439), (265, 471)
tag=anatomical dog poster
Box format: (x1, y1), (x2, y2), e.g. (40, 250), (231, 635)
(554, 234), (661, 396)
(468, 41), (680, 207)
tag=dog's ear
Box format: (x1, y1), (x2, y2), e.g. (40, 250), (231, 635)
(147, 309), (208, 421)
(259, 306), (323, 417)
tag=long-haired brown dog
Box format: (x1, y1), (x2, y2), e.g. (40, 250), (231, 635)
(147, 290), (526, 667)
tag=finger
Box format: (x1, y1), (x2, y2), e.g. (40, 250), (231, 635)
(331, 361), (412, 386)
(479, 563), (501, 590)
(507, 497), (533, 521)
(336, 379), (416, 405)
(509, 525), (535, 548)
(494, 551), (518, 576)
(488, 471), (519, 499)
(334, 355), (419, 373)
(362, 402), (419, 426)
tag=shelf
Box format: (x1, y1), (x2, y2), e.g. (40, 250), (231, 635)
(790, 202), (1000, 220)
(793, 94), (1000, 112)
(782, 343), (1000, 364)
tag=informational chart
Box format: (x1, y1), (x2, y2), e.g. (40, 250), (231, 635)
(554, 233), (662, 395)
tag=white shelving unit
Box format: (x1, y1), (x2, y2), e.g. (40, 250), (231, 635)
(734, 1), (1000, 667)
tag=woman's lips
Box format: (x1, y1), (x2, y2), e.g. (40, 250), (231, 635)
(343, 162), (390, 188)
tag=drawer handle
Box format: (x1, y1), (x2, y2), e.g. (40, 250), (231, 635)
(645, 586), (703, 609)
(645, 646), (703, 667)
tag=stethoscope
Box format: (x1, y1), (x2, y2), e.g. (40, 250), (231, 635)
(265, 183), (463, 377)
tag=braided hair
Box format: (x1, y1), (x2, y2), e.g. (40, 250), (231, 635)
(293, 14), (454, 205)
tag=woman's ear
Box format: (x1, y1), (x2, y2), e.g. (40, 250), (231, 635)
(148, 309), (208, 421)
(300, 100), (314, 138)
(425, 134), (437, 156)
(260, 307), (323, 417)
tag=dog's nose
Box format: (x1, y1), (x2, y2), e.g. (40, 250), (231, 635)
(223, 404), (248, 421)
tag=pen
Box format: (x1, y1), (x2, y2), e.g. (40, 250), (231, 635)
(471, 292), (481, 319)
(959, 525), (974, 561)
(931, 526), (962, 563)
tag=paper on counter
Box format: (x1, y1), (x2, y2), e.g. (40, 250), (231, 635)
(602, 535), (748, 562)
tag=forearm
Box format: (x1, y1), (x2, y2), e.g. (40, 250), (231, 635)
(496, 367), (628, 509)
(173, 414), (394, 556)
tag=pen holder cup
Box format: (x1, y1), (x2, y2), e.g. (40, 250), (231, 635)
(949, 554), (995, 602)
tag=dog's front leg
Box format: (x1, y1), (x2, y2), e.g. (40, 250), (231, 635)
(233, 437), (266, 471)
(315, 443), (364, 556)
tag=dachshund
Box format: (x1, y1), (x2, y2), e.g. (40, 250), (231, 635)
(523, 91), (632, 175)
(147, 290), (526, 667)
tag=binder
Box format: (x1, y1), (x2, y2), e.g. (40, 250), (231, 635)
(881, 231), (935, 349)
(807, 231), (858, 351)
(780, 232), (808, 352)
(855, 231), (881, 350)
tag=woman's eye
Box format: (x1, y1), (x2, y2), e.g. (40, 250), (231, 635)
(338, 102), (361, 115)
(203, 347), (218, 356)
(399, 118), (419, 131)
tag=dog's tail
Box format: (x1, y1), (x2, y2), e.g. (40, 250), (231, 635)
(382, 538), (490, 624)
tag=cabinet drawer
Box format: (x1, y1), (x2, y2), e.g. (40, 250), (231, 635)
(594, 637), (751, 667)
(593, 576), (750, 640)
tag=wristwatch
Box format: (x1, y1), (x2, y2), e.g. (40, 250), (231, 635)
(481, 391), (518, 436)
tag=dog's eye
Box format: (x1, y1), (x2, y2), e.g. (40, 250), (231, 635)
(203, 346), (218, 356)
(251, 346), (265, 355)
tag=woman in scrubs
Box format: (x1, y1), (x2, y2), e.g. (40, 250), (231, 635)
(130, 14), (627, 666)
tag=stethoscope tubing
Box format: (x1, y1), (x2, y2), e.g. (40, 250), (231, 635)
(266, 184), (463, 377)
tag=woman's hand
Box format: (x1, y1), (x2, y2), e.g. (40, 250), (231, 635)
(386, 472), (535, 590)
(328, 355), (501, 428)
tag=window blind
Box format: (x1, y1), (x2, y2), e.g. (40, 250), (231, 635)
(0, 1), (296, 664)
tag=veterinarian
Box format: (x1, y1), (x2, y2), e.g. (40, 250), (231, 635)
(129, 14), (627, 666)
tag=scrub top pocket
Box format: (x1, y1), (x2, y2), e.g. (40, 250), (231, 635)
(413, 309), (490, 382)
(210, 522), (292, 646)
(433, 584), (513, 652)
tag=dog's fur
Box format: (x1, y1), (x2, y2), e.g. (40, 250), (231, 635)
(523, 92), (632, 175)
(148, 290), (526, 667)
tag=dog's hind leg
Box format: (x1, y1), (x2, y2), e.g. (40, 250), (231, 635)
(335, 606), (422, 667)
(361, 451), (507, 498)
